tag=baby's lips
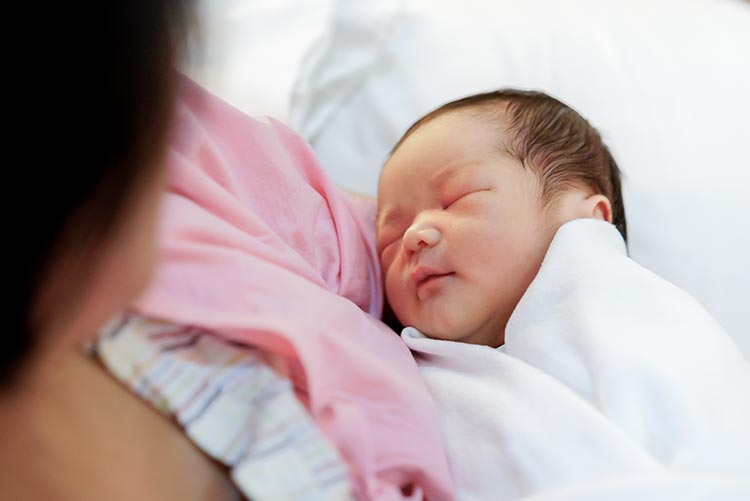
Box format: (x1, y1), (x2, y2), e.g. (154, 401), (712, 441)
(410, 265), (453, 287)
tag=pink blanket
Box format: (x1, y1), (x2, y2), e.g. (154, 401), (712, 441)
(134, 76), (454, 500)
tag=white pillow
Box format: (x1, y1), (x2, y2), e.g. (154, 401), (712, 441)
(183, 0), (333, 121)
(290, 0), (750, 358)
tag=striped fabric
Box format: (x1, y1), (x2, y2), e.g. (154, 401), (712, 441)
(97, 313), (353, 500)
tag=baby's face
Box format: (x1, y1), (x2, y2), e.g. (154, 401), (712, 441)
(377, 112), (557, 346)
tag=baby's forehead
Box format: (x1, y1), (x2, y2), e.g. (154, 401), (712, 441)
(377, 109), (520, 200)
(388, 112), (507, 163)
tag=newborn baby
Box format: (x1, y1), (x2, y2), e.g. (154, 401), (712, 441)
(377, 89), (625, 347)
(375, 90), (750, 500)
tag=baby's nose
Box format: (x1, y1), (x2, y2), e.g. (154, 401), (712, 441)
(403, 224), (442, 253)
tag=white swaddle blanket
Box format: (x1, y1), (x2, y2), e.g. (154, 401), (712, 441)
(401, 219), (750, 500)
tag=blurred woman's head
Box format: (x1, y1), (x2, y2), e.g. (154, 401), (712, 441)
(4, 2), (192, 386)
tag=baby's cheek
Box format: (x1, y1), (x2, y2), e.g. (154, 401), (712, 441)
(380, 244), (398, 271)
(384, 274), (409, 322)
(383, 273), (399, 308)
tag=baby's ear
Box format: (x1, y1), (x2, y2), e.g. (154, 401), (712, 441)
(583, 194), (613, 224)
(555, 190), (613, 226)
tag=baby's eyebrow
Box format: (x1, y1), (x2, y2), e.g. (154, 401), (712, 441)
(428, 164), (460, 191)
(429, 161), (483, 192)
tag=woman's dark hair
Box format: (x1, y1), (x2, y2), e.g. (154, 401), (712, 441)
(4, 2), (193, 385)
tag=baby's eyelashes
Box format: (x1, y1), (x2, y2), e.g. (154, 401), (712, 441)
(442, 193), (469, 210)
(441, 188), (492, 210)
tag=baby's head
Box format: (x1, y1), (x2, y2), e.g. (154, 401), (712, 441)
(376, 90), (626, 347)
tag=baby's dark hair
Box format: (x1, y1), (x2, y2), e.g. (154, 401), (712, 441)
(392, 90), (628, 242)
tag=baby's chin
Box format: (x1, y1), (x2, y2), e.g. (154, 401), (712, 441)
(411, 313), (506, 347)
(396, 304), (460, 337)
(408, 318), (470, 343)
(396, 300), (501, 344)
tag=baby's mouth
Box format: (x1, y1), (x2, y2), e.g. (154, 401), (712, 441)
(412, 267), (455, 298)
(417, 272), (452, 286)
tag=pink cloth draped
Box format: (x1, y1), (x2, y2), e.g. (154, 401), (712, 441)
(133, 76), (454, 500)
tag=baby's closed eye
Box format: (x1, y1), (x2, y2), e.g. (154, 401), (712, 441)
(442, 188), (492, 210)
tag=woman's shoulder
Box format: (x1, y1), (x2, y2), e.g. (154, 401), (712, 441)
(0, 349), (242, 501)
